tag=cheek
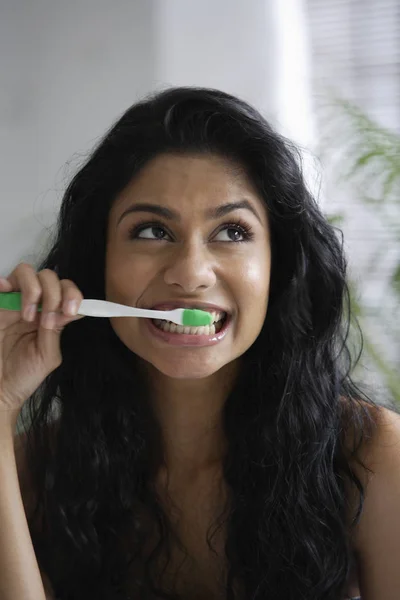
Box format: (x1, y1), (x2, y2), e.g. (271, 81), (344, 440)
(241, 257), (270, 298)
(105, 251), (154, 301)
(236, 256), (270, 330)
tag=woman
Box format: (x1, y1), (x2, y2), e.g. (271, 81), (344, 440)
(1, 87), (399, 600)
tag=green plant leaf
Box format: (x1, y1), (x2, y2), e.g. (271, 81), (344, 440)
(326, 213), (345, 226)
(391, 264), (400, 295)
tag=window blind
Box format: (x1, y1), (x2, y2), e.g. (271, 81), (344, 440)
(306, 0), (400, 132)
(305, 0), (400, 399)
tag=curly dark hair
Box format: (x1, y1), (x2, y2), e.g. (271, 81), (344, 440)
(20, 86), (382, 600)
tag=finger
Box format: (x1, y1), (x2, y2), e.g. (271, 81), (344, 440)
(5, 263), (43, 321)
(52, 279), (86, 328)
(0, 276), (15, 321)
(35, 270), (64, 367)
(59, 279), (84, 318)
(0, 276), (12, 289)
(37, 279), (85, 333)
(37, 269), (63, 330)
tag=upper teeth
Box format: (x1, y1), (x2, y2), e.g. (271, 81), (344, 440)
(201, 310), (225, 323)
(156, 309), (227, 324)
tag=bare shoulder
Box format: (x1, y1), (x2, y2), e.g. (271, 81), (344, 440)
(348, 403), (400, 475)
(348, 404), (400, 599)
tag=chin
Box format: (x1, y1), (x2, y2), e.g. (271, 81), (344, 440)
(144, 354), (227, 380)
(152, 363), (221, 380)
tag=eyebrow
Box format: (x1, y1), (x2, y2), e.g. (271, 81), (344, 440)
(117, 199), (262, 226)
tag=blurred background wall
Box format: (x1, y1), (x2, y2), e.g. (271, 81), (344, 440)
(1, 0), (399, 407)
(0, 0), (316, 269)
(306, 0), (400, 407)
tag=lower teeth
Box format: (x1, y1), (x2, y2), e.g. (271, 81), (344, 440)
(153, 319), (224, 335)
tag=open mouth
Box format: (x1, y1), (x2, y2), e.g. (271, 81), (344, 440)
(152, 310), (228, 335)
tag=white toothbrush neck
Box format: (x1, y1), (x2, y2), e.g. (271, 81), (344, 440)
(78, 300), (184, 324)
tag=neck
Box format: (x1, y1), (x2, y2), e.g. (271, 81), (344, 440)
(145, 360), (240, 476)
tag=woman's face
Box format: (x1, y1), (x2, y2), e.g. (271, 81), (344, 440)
(105, 153), (271, 379)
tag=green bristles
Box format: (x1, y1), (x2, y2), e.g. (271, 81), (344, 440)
(182, 309), (213, 327)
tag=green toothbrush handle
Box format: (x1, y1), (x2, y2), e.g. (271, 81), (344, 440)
(0, 292), (43, 312)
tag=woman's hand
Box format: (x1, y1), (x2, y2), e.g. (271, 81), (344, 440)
(0, 263), (85, 422)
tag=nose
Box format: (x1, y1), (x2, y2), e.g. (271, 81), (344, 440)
(163, 241), (217, 293)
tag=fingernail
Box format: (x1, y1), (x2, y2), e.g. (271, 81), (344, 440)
(25, 304), (37, 321)
(65, 300), (78, 316)
(41, 312), (56, 329)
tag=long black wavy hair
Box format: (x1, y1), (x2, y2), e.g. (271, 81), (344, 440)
(21, 86), (382, 600)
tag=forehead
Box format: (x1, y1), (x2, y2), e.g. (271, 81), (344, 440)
(111, 153), (266, 217)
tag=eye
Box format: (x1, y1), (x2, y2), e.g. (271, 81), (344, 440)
(129, 223), (172, 241)
(213, 223), (254, 242)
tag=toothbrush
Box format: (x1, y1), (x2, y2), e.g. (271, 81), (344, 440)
(0, 292), (213, 327)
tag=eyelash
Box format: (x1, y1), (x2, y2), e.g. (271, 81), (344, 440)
(127, 219), (255, 243)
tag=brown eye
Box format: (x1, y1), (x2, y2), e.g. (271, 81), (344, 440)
(220, 228), (242, 242)
(140, 226), (166, 240)
(129, 224), (171, 241)
(213, 224), (253, 242)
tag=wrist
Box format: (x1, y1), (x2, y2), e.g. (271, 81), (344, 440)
(0, 409), (20, 435)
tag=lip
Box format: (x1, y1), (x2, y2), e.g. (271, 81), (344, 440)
(144, 312), (232, 347)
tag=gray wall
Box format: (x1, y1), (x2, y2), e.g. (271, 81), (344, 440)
(0, 0), (316, 274)
(0, 0), (156, 271)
